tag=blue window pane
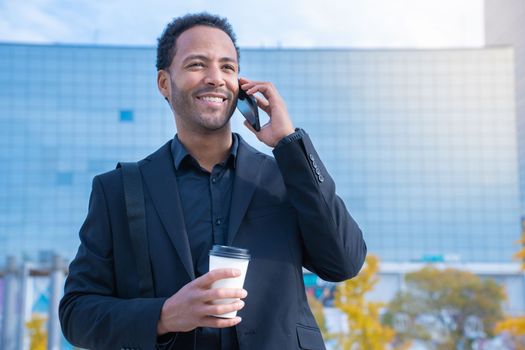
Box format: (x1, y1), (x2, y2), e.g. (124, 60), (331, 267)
(56, 171), (73, 186)
(120, 110), (134, 122)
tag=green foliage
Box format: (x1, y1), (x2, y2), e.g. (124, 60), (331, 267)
(383, 267), (505, 349)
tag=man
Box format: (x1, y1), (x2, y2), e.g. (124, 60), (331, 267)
(59, 13), (367, 350)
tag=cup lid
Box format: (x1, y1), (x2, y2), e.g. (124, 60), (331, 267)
(209, 245), (250, 260)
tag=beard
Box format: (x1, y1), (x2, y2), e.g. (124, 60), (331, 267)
(170, 79), (237, 132)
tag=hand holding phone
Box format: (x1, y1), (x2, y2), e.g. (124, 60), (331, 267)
(238, 77), (294, 147)
(237, 83), (261, 132)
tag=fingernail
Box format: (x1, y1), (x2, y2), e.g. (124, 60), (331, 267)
(241, 289), (248, 298)
(238, 300), (245, 308)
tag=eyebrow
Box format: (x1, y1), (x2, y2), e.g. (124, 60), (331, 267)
(182, 54), (238, 65)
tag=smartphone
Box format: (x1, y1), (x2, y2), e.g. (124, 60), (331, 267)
(237, 84), (261, 132)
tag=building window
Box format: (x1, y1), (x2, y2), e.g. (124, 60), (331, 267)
(120, 110), (134, 122)
(56, 171), (73, 186)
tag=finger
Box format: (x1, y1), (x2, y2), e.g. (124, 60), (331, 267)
(239, 79), (259, 93)
(239, 80), (281, 112)
(238, 79), (267, 93)
(248, 84), (285, 110)
(200, 316), (242, 328)
(245, 84), (269, 96)
(195, 268), (241, 288)
(201, 288), (248, 302)
(244, 82), (274, 96)
(253, 95), (271, 114)
(203, 300), (245, 317)
(239, 76), (252, 86)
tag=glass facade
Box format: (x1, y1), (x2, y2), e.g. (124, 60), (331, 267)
(0, 43), (521, 265)
(485, 0), (525, 218)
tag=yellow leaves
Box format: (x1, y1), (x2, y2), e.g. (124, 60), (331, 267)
(307, 293), (329, 338)
(496, 317), (525, 336)
(514, 225), (525, 271)
(333, 254), (399, 350)
(26, 314), (47, 350)
(495, 225), (525, 342)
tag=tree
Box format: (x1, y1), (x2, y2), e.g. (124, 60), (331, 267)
(495, 224), (525, 349)
(307, 292), (330, 340)
(333, 254), (407, 350)
(514, 225), (525, 271)
(495, 318), (525, 350)
(26, 314), (47, 350)
(383, 267), (505, 350)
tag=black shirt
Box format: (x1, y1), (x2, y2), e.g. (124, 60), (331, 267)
(170, 134), (239, 349)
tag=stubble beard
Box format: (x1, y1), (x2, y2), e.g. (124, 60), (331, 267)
(170, 80), (237, 133)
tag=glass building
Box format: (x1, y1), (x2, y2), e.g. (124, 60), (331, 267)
(485, 0), (525, 218)
(1, 43), (520, 265)
(1, 44), (524, 347)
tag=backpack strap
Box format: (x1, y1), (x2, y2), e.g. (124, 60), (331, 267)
(117, 162), (154, 297)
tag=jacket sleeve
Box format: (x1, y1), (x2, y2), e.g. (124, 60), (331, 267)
(272, 129), (367, 282)
(59, 175), (166, 349)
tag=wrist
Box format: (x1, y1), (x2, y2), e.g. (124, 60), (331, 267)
(157, 301), (172, 335)
(274, 128), (305, 149)
(280, 126), (295, 139)
(157, 318), (169, 336)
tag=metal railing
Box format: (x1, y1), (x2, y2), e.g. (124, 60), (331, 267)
(0, 255), (67, 350)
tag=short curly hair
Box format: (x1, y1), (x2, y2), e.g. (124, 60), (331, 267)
(156, 12), (240, 71)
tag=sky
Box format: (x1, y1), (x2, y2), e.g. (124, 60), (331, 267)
(0, 0), (484, 48)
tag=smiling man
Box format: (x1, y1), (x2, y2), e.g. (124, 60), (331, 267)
(59, 13), (367, 350)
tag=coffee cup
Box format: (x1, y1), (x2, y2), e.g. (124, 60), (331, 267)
(208, 245), (250, 318)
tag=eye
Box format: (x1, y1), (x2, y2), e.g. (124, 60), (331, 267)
(188, 62), (205, 69)
(222, 64), (237, 72)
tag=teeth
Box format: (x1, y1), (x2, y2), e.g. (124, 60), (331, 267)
(200, 96), (223, 103)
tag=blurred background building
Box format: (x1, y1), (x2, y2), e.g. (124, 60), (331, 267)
(1, 0), (525, 348)
(485, 0), (525, 218)
(1, 45), (520, 266)
(1, 41), (523, 312)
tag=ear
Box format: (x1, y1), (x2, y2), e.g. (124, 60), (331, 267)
(157, 70), (171, 100)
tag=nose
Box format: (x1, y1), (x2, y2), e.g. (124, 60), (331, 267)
(204, 66), (225, 87)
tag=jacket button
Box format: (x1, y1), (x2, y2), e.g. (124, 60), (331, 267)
(309, 154), (315, 161)
(318, 175), (325, 182)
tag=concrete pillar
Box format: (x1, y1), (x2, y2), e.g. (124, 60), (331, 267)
(1, 256), (19, 350)
(47, 254), (64, 350)
(16, 262), (30, 350)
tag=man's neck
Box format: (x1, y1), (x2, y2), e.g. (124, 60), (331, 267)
(177, 128), (233, 172)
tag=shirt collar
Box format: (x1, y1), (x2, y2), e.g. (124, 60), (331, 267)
(171, 133), (239, 171)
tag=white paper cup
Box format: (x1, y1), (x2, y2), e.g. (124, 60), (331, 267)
(209, 245), (250, 318)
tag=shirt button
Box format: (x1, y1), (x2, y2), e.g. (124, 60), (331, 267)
(211, 177), (217, 184)
(216, 219), (222, 225)
(309, 154), (315, 161)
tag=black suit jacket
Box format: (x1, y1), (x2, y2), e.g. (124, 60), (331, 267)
(59, 132), (367, 349)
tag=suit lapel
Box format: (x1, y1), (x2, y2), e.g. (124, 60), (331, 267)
(227, 137), (266, 245)
(140, 141), (195, 280)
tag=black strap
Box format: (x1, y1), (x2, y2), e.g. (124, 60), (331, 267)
(118, 162), (154, 297)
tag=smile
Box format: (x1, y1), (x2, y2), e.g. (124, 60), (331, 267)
(197, 95), (226, 103)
